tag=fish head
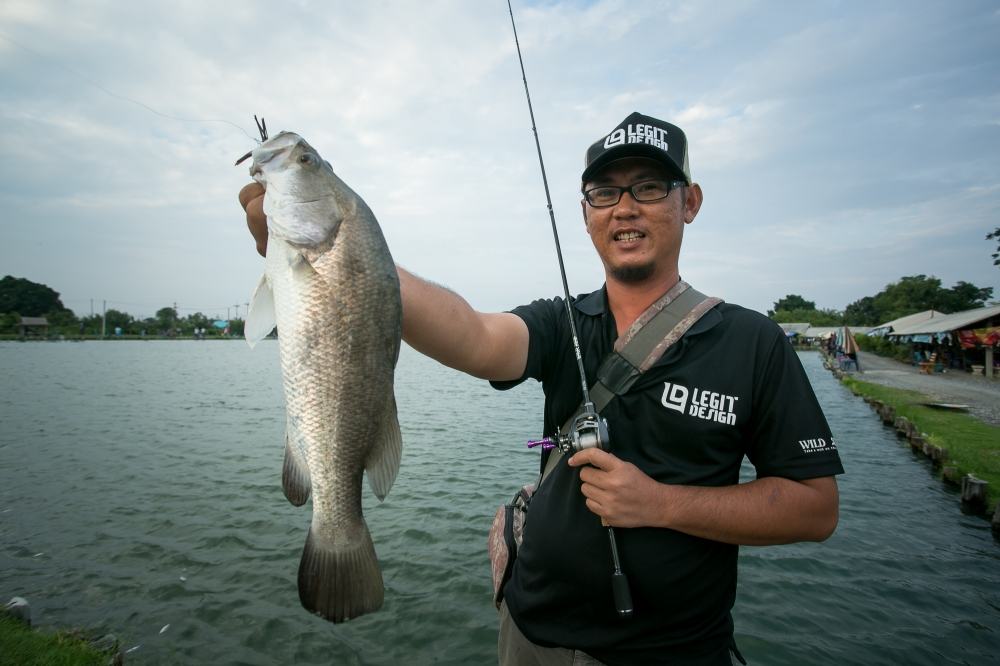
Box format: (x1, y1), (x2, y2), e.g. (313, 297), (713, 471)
(249, 131), (343, 246)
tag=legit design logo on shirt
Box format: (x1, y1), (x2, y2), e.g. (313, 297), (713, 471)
(661, 382), (739, 425)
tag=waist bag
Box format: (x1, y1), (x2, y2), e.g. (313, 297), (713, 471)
(487, 281), (721, 608)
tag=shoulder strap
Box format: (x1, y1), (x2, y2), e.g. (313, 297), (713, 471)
(539, 282), (722, 483)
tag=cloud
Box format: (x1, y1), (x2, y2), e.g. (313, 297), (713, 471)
(0, 0), (997, 321)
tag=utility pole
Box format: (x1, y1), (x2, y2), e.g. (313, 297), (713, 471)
(101, 300), (106, 338)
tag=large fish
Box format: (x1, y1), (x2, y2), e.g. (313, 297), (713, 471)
(244, 131), (402, 623)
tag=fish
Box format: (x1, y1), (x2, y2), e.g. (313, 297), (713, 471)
(243, 131), (402, 623)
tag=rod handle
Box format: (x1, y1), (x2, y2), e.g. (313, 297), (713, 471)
(611, 571), (633, 619)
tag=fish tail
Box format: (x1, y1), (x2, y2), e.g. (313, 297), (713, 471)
(297, 522), (383, 622)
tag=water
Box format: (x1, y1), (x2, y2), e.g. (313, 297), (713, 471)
(1, 342), (997, 664)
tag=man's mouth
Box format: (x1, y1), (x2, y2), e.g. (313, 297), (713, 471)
(614, 230), (645, 242)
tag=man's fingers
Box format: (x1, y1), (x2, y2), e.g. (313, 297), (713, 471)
(245, 193), (268, 257)
(239, 182), (264, 211)
(568, 448), (618, 470)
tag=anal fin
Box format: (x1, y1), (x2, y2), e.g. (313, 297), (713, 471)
(365, 394), (402, 501)
(282, 425), (311, 506)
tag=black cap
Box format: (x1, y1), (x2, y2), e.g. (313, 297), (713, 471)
(582, 111), (691, 184)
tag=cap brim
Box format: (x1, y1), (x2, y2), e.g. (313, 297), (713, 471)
(581, 143), (688, 184)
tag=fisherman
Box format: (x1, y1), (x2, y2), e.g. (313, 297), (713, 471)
(239, 112), (843, 665)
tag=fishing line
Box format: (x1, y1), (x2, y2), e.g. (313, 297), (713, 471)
(505, 1), (591, 408)
(0, 31), (257, 142)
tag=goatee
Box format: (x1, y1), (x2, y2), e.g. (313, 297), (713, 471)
(610, 263), (655, 283)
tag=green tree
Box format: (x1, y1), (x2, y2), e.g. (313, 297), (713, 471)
(843, 296), (880, 325)
(183, 311), (211, 335)
(0, 275), (68, 316)
(104, 309), (133, 334)
(844, 275), (994, 325)
(941, 281), (993, 312)
(155, 307), (178, 333)
(769, 294), (815, 316)
(45, 308), (79, 333)
(79, 314), (102, 336)
(771, 307), (843, 326)
(0, 312), (19, 333)
(988, 227), (1000, 267)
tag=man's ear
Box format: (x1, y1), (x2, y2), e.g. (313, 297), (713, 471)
(684, 183), (703, 224)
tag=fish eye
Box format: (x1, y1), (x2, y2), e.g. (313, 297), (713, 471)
(299, 153), (316, 165)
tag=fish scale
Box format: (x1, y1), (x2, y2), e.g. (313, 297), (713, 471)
(245, 132), (402, 623)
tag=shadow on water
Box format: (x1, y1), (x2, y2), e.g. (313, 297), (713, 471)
(1, 343), (998, 664)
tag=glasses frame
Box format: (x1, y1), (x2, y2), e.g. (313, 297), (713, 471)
(582, 179), (686, 208)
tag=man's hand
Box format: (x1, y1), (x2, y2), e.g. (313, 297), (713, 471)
(239, 182), (268, 257)
(568, 448), (839, 545)
(568, 449), (665, 528)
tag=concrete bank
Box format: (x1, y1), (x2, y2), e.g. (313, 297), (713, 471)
(848, 351), (1000, 427)
(822, 351), (1000, 537)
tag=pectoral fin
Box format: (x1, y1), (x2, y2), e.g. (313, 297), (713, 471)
(365, 394), (402, 501)
(245, 274), (276, 348)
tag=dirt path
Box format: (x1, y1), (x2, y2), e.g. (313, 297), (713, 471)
(841, 351), (1000, 427)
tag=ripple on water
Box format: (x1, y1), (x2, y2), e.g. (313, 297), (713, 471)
(2, 345), (1000, 664)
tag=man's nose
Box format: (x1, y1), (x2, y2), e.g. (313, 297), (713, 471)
(612, 190), (640, 215)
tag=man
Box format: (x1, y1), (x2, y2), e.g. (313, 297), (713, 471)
(239, 112), (842, 665)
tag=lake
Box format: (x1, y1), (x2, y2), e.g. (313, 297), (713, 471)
(1, 341), (997, 664)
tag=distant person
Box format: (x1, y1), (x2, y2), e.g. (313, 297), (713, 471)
(238, 112), (842, 664)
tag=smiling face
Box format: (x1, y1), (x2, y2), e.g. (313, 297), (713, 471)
(581, 157), (702, 288)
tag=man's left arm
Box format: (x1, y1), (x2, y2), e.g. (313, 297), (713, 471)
(568, 449), (839, 545)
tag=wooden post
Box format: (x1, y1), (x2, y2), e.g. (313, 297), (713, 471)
(986, 346), (995, 379)
(961, 474), (988, 512)
(992, 502), (1000, 537)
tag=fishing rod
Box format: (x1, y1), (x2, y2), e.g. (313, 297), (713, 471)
(507, 0), (633, 620)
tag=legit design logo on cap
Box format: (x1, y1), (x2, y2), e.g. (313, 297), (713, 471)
(602, 123), (670, 151)
(582, 111), (691, 185)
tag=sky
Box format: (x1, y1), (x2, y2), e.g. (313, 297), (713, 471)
(0, 0), (998, 321)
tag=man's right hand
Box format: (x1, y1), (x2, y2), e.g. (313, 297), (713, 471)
(239, 182), (268, 257)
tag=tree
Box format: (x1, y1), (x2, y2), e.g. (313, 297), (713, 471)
(988, 227), (1000, 267)
(940, 281), (993, 312)
(0, 275), (68, 316)
(155, 307), (178, 333)
(843, 275), (995, 325)
(183, 311), (211, 335)
(843, 296), (880, 326)
(770, 294), (815, 316)
(770, 307), (842, 326)
(104, 309), (133, 333)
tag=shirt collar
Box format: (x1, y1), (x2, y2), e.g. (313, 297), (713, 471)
(572, 283), (724, 337)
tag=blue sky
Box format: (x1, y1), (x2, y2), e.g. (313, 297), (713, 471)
(1, 0), (998, 321)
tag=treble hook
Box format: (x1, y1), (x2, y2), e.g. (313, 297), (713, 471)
(235, 114), (269, 166)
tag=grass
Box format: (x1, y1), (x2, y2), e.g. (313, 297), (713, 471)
(0, 615), (111, 666)
(840, 376), (1000, 514)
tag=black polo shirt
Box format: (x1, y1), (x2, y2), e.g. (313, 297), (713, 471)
(491, 286), (843, 665)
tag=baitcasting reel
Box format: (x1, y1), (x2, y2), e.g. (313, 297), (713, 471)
(526, 404), (610, 454)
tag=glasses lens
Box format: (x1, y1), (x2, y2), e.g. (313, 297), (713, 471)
(586, 187), (621, 207)
(631, 180), (671, 202)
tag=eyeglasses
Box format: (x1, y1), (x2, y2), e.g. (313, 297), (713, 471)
(582, 179), (686, 208)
